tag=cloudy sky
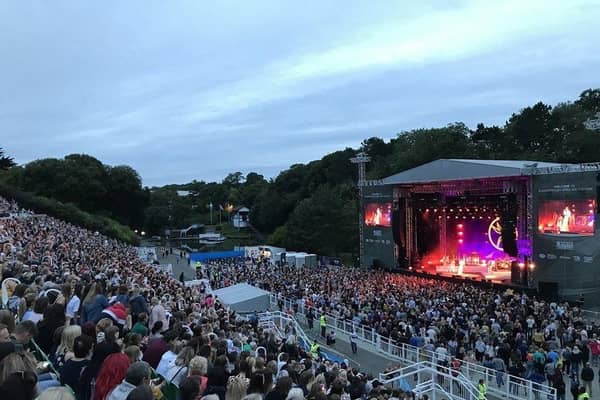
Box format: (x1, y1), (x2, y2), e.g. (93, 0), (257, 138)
(2, 1), (600, 186)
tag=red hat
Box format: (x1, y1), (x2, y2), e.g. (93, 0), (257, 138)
(102, 302), (127, 325)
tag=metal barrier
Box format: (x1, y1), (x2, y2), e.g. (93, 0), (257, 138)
(379, 360), (479, 400)
(581, 309), (600, 323)
(269, 293), (557, 400)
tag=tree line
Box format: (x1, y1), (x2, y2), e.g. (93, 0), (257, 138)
(1, 88), (599, 255)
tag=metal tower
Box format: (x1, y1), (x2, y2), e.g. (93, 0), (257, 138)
(350, 152), (370, 268)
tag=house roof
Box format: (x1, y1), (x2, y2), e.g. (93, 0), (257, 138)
(381, 159), (568, 185)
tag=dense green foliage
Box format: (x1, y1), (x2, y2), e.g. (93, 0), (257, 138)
(2, 88), (599, 255)
(2, 154), (148, 229)
(0, 182), (138, 244)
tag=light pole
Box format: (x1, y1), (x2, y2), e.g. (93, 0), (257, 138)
(350, 152), (370, 268)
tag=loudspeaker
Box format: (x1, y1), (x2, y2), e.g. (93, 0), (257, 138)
(500, 194), (518, 257)
(392, 199), (407, 269)
(372, 259), (384, 270)
(538, 281), (559, 301)
(392, 199), (405, 246)
(510, 261), (521, 284)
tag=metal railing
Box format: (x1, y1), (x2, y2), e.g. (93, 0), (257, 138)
(379, 360), (479, 400)
(269, 293), (557, 400)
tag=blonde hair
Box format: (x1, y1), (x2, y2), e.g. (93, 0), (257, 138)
(188, 356), (208, 376)
(124, 345), (142, 363)
(254, 357), (265, 371)
(96, 318), (113, 333)
(57, 325), (82, 355)
(0, 352), (37, 385)
(226, 376), (248, 400)
(36, 387), (76, 400)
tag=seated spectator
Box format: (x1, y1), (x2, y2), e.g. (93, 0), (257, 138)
(107, 361), (151, 400)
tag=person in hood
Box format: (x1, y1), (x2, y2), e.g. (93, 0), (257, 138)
(102, 302), (128, 328)
(108, 361), (151, 400)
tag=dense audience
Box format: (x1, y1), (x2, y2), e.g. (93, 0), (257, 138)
(200, 256), (600, 399)
(0, 197), (412, 400)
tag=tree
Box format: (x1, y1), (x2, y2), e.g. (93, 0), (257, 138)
(222, 172), (245, 186)
(0, 148), (16, 170)
(504, 102), (553, 156)
(390, 123), (473, 172)
(105, 165), (148, 227)
(576, 89), (600, 113)
(284, 185), (357, 255)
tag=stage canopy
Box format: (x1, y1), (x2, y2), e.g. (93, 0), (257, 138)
(212, 283), (270, 314)
(382, 159), (566, 185)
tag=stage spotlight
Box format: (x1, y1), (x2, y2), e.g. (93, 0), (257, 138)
(458, 239), (464, 244)
(457, 224), (463, 228)
(458, 231), (463, 236)
(529, 263), (535, 270)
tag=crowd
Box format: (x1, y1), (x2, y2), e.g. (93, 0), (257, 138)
(200, 258), (600, 400)
(0, 197), (415, 400)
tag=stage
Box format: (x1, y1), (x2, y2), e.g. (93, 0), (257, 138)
(417, 261), (513, 284)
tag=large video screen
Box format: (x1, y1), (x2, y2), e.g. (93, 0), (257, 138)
(538, 199), (595, 236)
(365, 203), (392, 227)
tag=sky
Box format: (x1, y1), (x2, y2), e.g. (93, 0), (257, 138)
(2, 1), (600, 186)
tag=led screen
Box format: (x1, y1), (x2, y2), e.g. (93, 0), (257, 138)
(538, 199), (595, 236)
(365, 203), (392, 227)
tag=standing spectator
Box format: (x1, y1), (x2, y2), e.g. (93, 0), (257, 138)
(350, 331), (358, 354)
(129, 289), (148, 325)
(319, 315), (326, 338)
(149, 298), (167, 334)
(588, 334), (600, 367)
(81, 283), (109, 323)
(306, 308), (314, 331)
(107, 362), (152, 400)
(572, 346), (582, 377)
(36, 304), (66, 354)
(94, 353), (131, 400)
(580, 363), (594, 396)
(60, 335), (94, 400)
(65, 283), (81, 326)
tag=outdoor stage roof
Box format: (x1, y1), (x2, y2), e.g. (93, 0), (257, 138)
(381, 159), (568, 185)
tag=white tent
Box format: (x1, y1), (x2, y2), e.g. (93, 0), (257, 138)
(212, 283), (270, 314)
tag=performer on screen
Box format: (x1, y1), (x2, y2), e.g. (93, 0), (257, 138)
(559, 206), (572, 232)
(373, 207), (382, 225)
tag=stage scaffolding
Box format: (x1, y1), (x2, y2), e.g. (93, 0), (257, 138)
(393, 176), (531, 268)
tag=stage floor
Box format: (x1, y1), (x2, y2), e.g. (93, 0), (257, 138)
(419, 263), (512, 283)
